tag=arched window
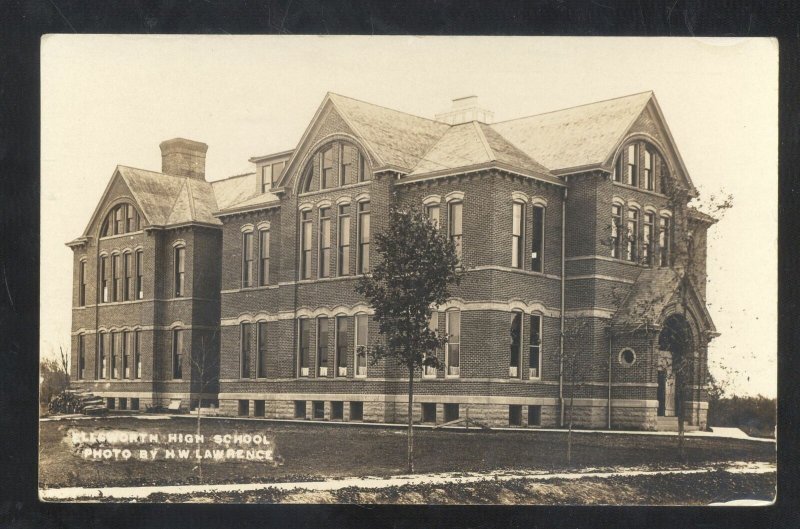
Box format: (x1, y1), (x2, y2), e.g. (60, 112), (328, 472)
(659, 215), (672, 267)
(531, 202), (546, 272)
(319, 207), (332, 278)
(317, 316), (329, 376)
(242, 229), (254, 288)
(101, 203), (141, 237)
(78, 259), (87, 307)
(335, 315), (349, 377)
(300, 141), (370, 193)
(77, 334), (86, 379)
(258, 227), (270, 286)
(357, 201), (371, 274)
(174, 245), (186, 297)
(612, 140), (668, 192)
(448, 200), (463, 264)
(643, 211), (655, 266)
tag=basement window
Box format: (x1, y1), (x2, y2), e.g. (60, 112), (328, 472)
(444, 403), (460, 423)
(528, 405), (542, 426)
(313, 400), (325, 420)
(509, 405), (522, 426)
(349, 401), (363, 421)
(294, 400), (306, 419)
(422, 403), (437, 424)
(238, 400), (249, 417)
(331, 401), (344, 420)
(254, 400), (265, 417)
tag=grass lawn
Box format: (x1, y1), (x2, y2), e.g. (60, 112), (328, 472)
(39, 415), (775, 490)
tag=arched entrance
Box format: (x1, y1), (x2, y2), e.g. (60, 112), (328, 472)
(656, 314), (693, 418)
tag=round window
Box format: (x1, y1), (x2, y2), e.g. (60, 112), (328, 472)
(618, 348), (636, 367)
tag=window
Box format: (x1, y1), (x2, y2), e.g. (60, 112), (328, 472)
(510, 312), (522, 377)
(254, 400), (266, 417)
(258, 229), (270, 286)
(78, 261), (86, 306)
(126, 204), (139, 232)
(338, 205), (351, 276)
(512, 201), (525, 269)
(341, 144), (357, 185)
(448, 201), (463, 263)
(643, 149), (654, 190)
(626, 144), (638, 186)
(321, 147), (334, 189)
(319, 208), (331, 278)
(659, 216), (671, 267)
(242, 231), (254, 288)
(358, 153), (368, 182)
(317, 317), (329, 376)
(446, 310), (460, 376)
(509, 405), (522, 426)
(355, 314), (368, 377)
(626, 208), (639, 262)
(100, 256), (109, 303)
(78, 334), (85, 379)
(619, 347), (637, 367)
(112, 254), (121, 302)
(611, 205), (622, 259)
(261, 162), (284, 193)
(257, 322), (268, 378)
(240, 323), (251, 379)
(349, 401), (363, 421)
(426, 204), (440, 228)
(174, 247), (185, 297)
(123, 331), (132, 378)
(313, 401), (325, 419)
(134, 330), (141, 379)
(294, 400), (306, 419)
(331, 401), (344, 420)
(529, 315), (541, 378)
(300, 210), (313, 279)
(238, 400), (249, 417)
(98, 332), (109, 379)
(131, 398), (140, 411)
(336, 316), (349, 376)
(123, 253), (133, 301)
(102, 204), (141, 237)
(135, 250), (143, 299)
(444, 403), (460, 422)
(114, 206), (124, 235)
(357, 202), (370, 274)
(532, 205), (545, 272)
(298, 318), (311, 377)
(528, 405), (542, 426)
(172, 329), (184, 379)
(643, 212), (655, 266)
(111, 331), (121, 379)
(613, 151), (623, 182)
(422, 403), (437, 423)
(424, 311), (438, 377)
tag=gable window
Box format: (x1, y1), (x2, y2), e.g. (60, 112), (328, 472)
(298, 318), (311, 377)
(448, 201), (463, 263)
(102, 204), (141, 237)
(172, 329), (184, 379)
(643, 149), (654, 190)
(659, 216), (671, 267)
(123, 252), (133, 301)
(529, 314), (541, 378)
(319, 208), (331, 278)
(336, 315), (349, 376)
(341, 144), (357, 185)
(338, 204), (351, 276)
(98, 332), (109, 379)
(123, 330), (132, 379)
(626, 208), (639, 262)
(126, 204), (138, 232)
(134, 330), (141, 379)
(357, 202), (370, 274)
(510, 312), (522, 377)
(532, 205), (545, 272)
(359, 152), (369, 182)
(613, 152), (623, 182)
(446, 310), (461, 377)
(242, 231), (254, 288)
(174, 246), (185, 297)
(78, 260), (87, 306)
(257, 322), (268, 378)
(112, 254), (121, 302)
(114, 206), (124, 235)
(355, 314), (368, 377)
(626, 144), (638, 186)
(100, 256), (109, 303)
(317, 317), (329, 376)
(78, 334), (85, 379)
(643, 212), (655, 266)
(512, 201), (525, 269)
(321, 147), (334, 189)
(611, 205), (622, 259)
(300, 210), (313, 279)
(426, 204), (440, 228)
(240, 323), (251, 379)
(135, 250), (143, 299)
(258, 228), (270, 286)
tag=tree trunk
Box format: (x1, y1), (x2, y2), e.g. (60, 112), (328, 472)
(407, 365), (414, 474)
(567, 385), (575, 466)
(196, 395), (203, 481)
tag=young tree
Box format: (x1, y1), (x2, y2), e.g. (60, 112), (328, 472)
(188, 331), (219, 481)
(559, 317), (593, 466)
(356, 206), (461, 474)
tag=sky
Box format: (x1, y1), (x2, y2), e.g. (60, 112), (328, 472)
(40, 35), (777, 397)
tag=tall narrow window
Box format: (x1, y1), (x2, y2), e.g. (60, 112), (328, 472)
(242, 231), (254, 288)
(358, 152), (368, 182)
(321, 148), (334, 189)
(317, 317), (329, 376)
(341, 145), (356, 185)
(100, 256), (109, 303)
(355, 314), (368, 377)
(336, 316), (349, 377)
(258, 229), (270, 286)
(512, 201), (525, 269)
(78, 260), (86, 306)
(448, 201), (463, 263)
(319, 208), (331, 278)
(98, 332), (108, 379)
(298, 318), (311, 377)
(643, 149), (654, 190)
(529, 315), (541, 378)
(261, 164), (271, 193)
(114, 205), (124, 235)
(271, 162), (284, 188)
(123, 252), (132, 301)
(112, 254), (121, 302)
(611, 205), (622, 258)
(357, 202), (370, 274)
(626, 208), (639, 262)
(174, 247), (185, 297)
(123, 330), (131, 379)
(531, 205), (545, 272)
(424, 311), (438, 377)
(626, 144), (638, 186)
(446, 310), (461, 376)
(172, 329), (183, 379)
(510, 312), (522, 377)
(643, 212), (655, 266)
(659, 216), (671, 267)
(134, 330), (141, 379)
(338, 205), (351, 276)
(78, 334), (85, 379)
(426, 204), (440, 228)
(257, 322), (268, 378)
(613, 151), (623, 182)
(240, 323), (251, 378)
(135, 250), (143, 299)
(111, 331), (121, 379)
(126, 204), (138, 232)
(300, 210), (313, 279)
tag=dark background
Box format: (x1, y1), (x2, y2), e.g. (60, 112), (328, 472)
(1, 1), (797, 527)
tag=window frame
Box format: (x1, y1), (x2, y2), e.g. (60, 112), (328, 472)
(78, 334), (85, 379)
(123, 252), (133, 301)
(659, 215), (672, 267)
(317, 316), (329, 377)
(112, 253), (121, 302)
(643, 211), (655, 266)
(335, 315), (349, 377)
(354, 313), (368, 377)
(78, 259), (87, 306)
(531, 204), (545, 273)
(98, 331), (108, 379)
(423, 311), (438, 378)
(529, 314), (542, 379)
(298, 318), (312, 377)
(174, 246), (186, 297)
(257, 321), (268, 378)
(300, 209), (313, 280)
(111, 331), (120, 379)
(135, 250), (144, 299)
(258, 228), (270, 286)
(626, 207), (640, 262)
(337, 204), (351, 276)
(321, 147), (334, 189)
(643, 148), (654, 190)
(242, 230), (254, 288)
(448, 201), (463, 264)
(134, 329), (141, 379)
(625, 143), (638, 187)
(357, 201), (370, 274)
(511, 201), (525, 269)
(340, 144), (357, 186)
(240, 322), (252, 379)
(510, 311), (523, 378)
(123, 330), (132, 379)
(445, 309), (461, 377)
(318, 207), (332, 278)
(172, 328), (183, 380)
(100, 255), (109, 303)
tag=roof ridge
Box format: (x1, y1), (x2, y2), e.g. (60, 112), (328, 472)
(328, 92), (451, 126)
(493, 91), (654, 125)
(472, 121), (496, 162)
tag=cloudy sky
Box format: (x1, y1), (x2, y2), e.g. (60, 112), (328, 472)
(41, 35), (777, 397)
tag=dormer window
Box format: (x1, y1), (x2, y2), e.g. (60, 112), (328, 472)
(261, 161), (285, 193)
(101, 204), (141, 237)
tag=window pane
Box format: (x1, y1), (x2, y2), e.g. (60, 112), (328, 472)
(529, 315), (541, 377)
(336, 316), (349, 372)
(259, 230), (270, 286)
(240, 323), (251, 378)
(319, 208), (331, 278)
(318, 317), (329, 374)
(338, 206), (351, 276)
(355, 314), (368, 375)
(531, 206), (544, 272)
(449, 202), (463, 261)
(510, 312), (521, 368)
(257, 322), (268, 378)
(299, 319), (311, 371)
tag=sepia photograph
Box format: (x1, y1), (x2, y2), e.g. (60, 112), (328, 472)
(38, 35), (777, 504)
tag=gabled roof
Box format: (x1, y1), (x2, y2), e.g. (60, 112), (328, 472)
(491, 92), (653, 174)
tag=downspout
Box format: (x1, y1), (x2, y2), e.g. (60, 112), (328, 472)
(559, 184), (567, 427)
(607, 331), (612, 429)
(95, 232), (101, 382)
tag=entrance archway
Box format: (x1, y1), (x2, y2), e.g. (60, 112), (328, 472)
(657, 314), (693, 418)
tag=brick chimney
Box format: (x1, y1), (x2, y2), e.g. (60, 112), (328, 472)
(435, 96), (494, 125)
(159, 138), (208, 180)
